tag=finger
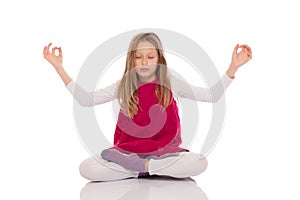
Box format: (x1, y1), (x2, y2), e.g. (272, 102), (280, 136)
(241, 45), (252, 54)
(247, 46), (252, 54)
(240, 44), (250, 50)
(248, 53), (252, 59)
(51, 47), (60, 56)
(47, 43), (52, 52)
(242, 49), (251, 57)
(43, 43), (52, 54)
(43, 46), (50, 56)
(58, 47), (62, 56)
(43, 46), (48, 54)
(235, 44), (239, 50)
(233, 44), (239, 55)
(247, 47), (252, 54)
(241, 44), (251, 52)
(240, 45), (248, 52)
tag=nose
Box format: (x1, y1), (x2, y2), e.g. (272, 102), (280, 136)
(142, 57), (148, 65)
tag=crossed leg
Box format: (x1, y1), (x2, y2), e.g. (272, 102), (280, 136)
(80, 151), (208, 182)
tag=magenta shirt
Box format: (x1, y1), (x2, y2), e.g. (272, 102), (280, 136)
(113, 78), (187, 156)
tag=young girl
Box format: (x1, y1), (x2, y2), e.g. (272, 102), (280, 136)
(43, 32), (252, 181)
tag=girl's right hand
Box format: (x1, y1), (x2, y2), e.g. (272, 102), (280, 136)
(43, 43), (63, 71)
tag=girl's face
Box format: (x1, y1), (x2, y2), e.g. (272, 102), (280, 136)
(134, 41), (159, 82)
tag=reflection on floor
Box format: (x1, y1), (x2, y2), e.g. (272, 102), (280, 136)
(80, 175), (208, 200)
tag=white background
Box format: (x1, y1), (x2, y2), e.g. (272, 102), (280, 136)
(1, 0), (299, 199)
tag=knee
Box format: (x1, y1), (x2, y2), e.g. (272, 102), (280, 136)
(197, 155), (208, 174)
(187, 153), (208, 176)
(79, 157), (99, 181)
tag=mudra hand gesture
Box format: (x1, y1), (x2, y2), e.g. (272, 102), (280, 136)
(227, 44), (252, 78)
(43, 43), (63, 71)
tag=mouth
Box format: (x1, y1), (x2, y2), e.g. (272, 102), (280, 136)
(139, 67), (150, 71)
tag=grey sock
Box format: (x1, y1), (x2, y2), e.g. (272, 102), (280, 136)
(101, 149), (147, 172)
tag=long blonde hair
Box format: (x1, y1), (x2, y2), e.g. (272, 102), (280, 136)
(117, 32), (172, 118)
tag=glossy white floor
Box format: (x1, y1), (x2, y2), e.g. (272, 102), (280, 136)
(80, 177), (208, 200)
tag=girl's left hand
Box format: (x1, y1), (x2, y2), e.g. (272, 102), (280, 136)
(230, 44), (252, 69)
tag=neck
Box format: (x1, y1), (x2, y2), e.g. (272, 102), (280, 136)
(138, 75), (157, 83)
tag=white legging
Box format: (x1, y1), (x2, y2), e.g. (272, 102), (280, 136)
(79, 152), (208, 182)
